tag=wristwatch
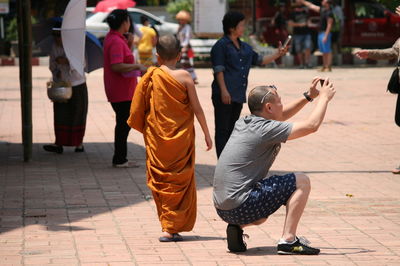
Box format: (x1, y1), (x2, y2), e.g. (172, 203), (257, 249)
(303, 92), (313, 102)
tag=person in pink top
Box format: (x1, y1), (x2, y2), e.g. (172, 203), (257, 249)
(103, 9), (147, 168)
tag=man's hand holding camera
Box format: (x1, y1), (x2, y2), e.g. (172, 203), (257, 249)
(306, 77), (335, 102)
(319, 78), (336, 102)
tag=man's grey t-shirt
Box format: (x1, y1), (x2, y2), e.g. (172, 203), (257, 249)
(213, 115), (293, 210)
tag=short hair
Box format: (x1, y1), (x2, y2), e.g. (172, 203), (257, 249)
(106, 9), (129, 30)
(222, 11), (245, 35)
(140, 15), (148, 25)
(156, 35), (181, 61)
(248, 86), (277, 114)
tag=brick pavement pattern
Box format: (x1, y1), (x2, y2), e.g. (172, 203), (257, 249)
(1, 66), (399, 265)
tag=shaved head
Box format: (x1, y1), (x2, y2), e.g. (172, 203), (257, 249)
(156, 34), (181, 61)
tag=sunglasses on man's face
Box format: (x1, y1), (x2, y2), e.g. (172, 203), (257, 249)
(260, 85), (277, 104)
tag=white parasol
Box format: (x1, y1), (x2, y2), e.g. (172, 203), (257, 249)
(61, 0), (87, 76)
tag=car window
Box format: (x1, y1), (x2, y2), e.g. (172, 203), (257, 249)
(86, 11), (94, 19)
(130, 12), (141, 24)
(129, 12), (158, 26)
(354, 2), (385, 19)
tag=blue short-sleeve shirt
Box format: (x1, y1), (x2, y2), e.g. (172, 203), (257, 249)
(211, 35), (262, 103)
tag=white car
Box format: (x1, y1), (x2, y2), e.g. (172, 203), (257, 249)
(85, 7), (179, 41)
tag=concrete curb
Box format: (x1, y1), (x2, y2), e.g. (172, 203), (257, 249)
(0, 54), (394, 67)
(0, 57), (49, 66)
(281, 54), (395, 68)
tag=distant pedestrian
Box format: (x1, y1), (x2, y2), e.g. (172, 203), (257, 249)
(103, 9), (147, 168)
(288, 0), (313, 68)
(176, 10), (198, 84)
(211, 11), (288, 157)
(301, 0), (334, 71)
(355, 5), (400, 174)
(43, 25), (88, 154)
(137, 16), (157, 67)
(271, 3), (288, 50)
(331, 0), (344, 65)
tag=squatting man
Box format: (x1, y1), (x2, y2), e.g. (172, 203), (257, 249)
(213, 77), (336, 254)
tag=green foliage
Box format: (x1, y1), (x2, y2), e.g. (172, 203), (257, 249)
(240, 25), (253, 43)
(166, 0), (238, 17)
(145, 0), (160, 5)
(6, 16), (37, 42)
(166, 0), (237, 17)
(341, 47), (353, 54)
(166, 0), (193, 16)
(5, 18), (18, 42)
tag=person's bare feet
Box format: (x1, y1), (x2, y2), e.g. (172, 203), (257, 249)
(161, 232), (173, 238)
(159, 232), (183, 242)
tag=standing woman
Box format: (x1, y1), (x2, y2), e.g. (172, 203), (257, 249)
(43, 25), (88, 154)
(176, 10), (198, 84)
(103, 9), (147, 167)
(211, 11), (288, 157)
(355, 6), (400, 174)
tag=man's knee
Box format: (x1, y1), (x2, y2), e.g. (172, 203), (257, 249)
(294, 172), (311, 191)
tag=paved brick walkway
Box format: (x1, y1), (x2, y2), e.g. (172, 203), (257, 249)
(1, 65), (399, 265)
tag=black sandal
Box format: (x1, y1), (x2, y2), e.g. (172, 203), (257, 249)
(43, 144), (63, 154)
(159, 233), (183, 242)
(75, 145), (85, 152)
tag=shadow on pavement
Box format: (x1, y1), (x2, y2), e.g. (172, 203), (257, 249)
(182, 235), (225, 241)
(242, 246), (276, 255)
(243, 246), (374, 256)
(0, 142), (216, 235)
(319, 247), (375, 255)
(304, 170), (390, 174)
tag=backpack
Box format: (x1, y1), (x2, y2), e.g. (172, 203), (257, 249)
(387, 60), (400, 94)
(331, 12), (341, 33)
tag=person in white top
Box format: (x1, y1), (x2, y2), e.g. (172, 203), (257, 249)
(176, 10), (198, 84)
(43, 27), (88, 154)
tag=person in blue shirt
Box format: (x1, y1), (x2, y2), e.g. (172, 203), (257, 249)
(211, 11), (288, 157)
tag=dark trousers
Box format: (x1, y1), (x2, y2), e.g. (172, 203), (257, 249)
(111, 101), (132, 165)
(54, 83), (88, 146)
(212, 96), (243, 158)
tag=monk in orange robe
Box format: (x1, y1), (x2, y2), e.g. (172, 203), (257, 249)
(127, 35), (212, 242)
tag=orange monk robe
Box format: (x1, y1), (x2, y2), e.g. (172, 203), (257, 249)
(127, 67), (196, 234)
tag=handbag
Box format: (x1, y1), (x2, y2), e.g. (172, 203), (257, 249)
(387, 60), (400, 94)
(47, 80), (72, 102)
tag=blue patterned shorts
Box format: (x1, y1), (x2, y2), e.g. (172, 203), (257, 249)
(216, 173), (297, 225)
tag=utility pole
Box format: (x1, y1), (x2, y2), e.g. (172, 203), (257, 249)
(17, 0), (32, 161)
